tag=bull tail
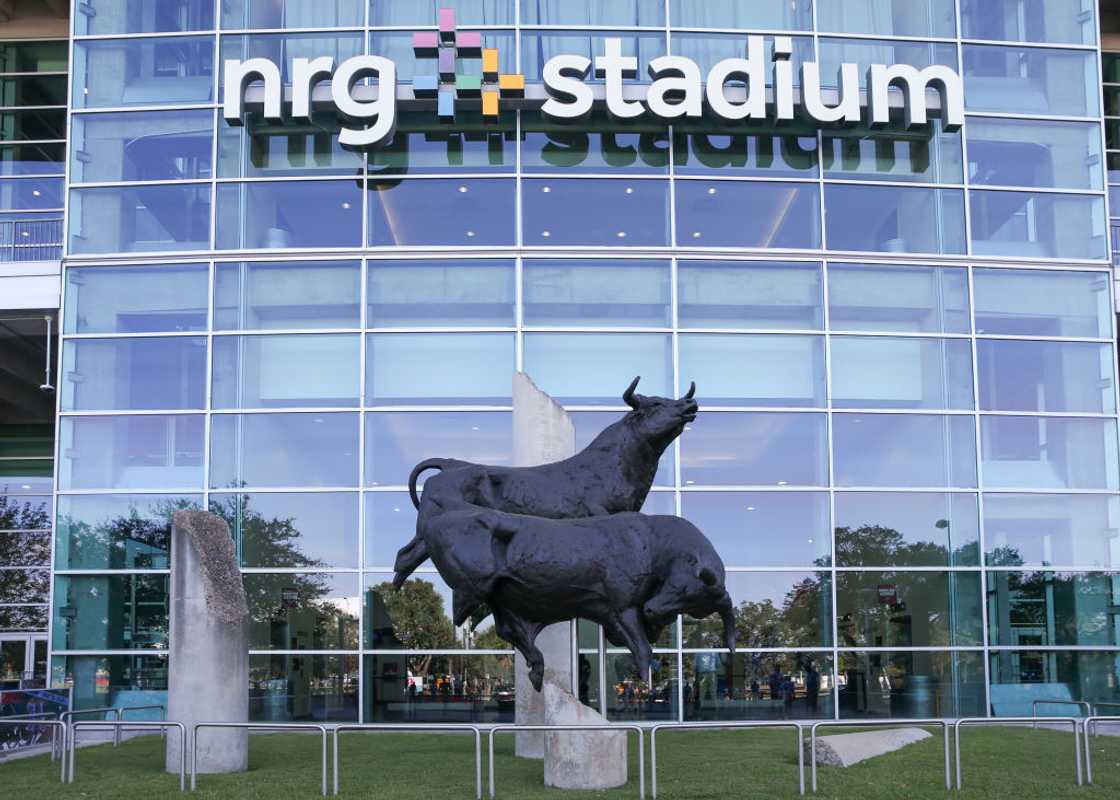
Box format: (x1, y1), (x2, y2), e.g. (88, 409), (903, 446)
(408, 458), (454, 509)
(719, 592), (737, 654)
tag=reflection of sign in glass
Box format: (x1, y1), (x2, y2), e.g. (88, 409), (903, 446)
(281, 588), (300, 609)
(878, 585), (899, 606)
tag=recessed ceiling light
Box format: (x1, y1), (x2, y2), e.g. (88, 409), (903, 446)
(471, 426), (480, 431)
(746, 506), (755, 512)
(392, 507), (401, 513)
(466, 230), (476, 237)
(542, 186), (551, 193)
(707, 187), (717, 195)
(807, 538), (814, 544)
(617, 231), (627, 238)
(692, 231), (702, 239)
(20, 231), (29, 237)
(458, 186), (468, 193)
(341, 202), (351, 209)
(32, 190), (40, 197)
(541, 230), (551, 238)
(625, 187), (634, 194)
(777, 480), (788, 486)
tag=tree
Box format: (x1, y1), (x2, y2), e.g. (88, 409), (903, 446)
(369, 579), (457, 675)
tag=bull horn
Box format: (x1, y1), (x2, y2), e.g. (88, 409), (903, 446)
(684, 381), (696, 400)
(623, 376), (641, 409)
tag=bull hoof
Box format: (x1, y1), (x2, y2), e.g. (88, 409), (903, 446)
(529, 662), (544, 692)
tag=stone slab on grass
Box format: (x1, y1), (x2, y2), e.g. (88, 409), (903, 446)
(807, 727), (932, 768)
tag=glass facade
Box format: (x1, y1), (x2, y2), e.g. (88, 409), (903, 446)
(40, 0), (1120, 723)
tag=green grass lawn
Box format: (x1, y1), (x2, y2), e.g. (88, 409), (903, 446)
(2, 726), (1119, 799)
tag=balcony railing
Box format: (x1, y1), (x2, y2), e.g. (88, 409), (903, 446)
(0, 218), (63, 262)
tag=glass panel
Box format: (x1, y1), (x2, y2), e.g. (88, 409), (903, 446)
(817, 0), (955, 37)
(371, 0), (513, 25)
(828, 264), (970, 334)
(0, 567), (47, 604)
(364, 491), (416, 568)
(972, 268), (1111, 338)
(833, 414), (978, 488)
(980, 416), (1120, 490)
(68, 184), (212, 255)
(210, 413), (360, 489)
(818, 38), (957, 91)
(369, 112), (515, 176)
(681, 412), (828, 487)
(960, 0), (1096, 45)
(51, 654), (168, 712)
(0, 532), (51, 566)
(671, 0), (812, 29)
(676, 181), (821, 249)
(368, 260), (515, 328)
(835, 492), (980, 567)
(684, 571), (833, 648)
(672, 119), (819, 177)
(72, 37), (214, 109)
(0, 606), (48, 632)
(364, 412), (511, 487)
(822, 115), (963, 184)
(520, 32), (666, 84)
(368, 30), (514, 83)
(522, 0), (662, 25)
(970, 190), (1107, 260)
(836, 571), (983, 646)
(521, 178), (669, 247)
(58, 415), (205, 490)
(570, 411), (674, 487)
(368, 179), (515, 247)
(1106, 52), (1120, 83)
(0, 42), (67, 73)
(0, 143), (65, 177)
(65, 264), (208, 335)
(0, 494), (50, 532)
(216, 181), (361, 250)
(522, 111), (668, 175)
(678, 335), (826, 407)
(250, 653), (358, 723)
(209, 492), (358, 569)
(55, 494), (200, 571)
(967, 118), (1103, 191)
(217, 33), (362, 94)
(0, 109), (66, 141)
(61, 337), (207, 412)
(603, 652), (678, 722)
(219, 112), (365, 178)
(683, 652), (833, 721)
(984, 493), (1120, 569)
(245, 572), (358, 650)
(522, 333), (672, 403)
(963, 44), (1099, 116)
(678, 261), (823, 331)
(364, 654), (516, 723)
(0, 463), (53, 495)
(523, 260), (670, 328)
(830, 337), (974, 410)
(52, 574), (169, 650)
(213, 334), (360, 409)
(987, 571), (1119, 647)
(838, 651), (986, 718)
(366, 333), (514, 405)
(825, 185), (966, 255)
(978, 340), (1115, 414)
(76, 0), (215, 34)
(225, 0), (364, 28)
(364, 571), (458, 650)
(0, 177), (62, 210)
(680, 491), (831, 567)
(214, 260), (360, 331)
(989, 650), (1120, 715)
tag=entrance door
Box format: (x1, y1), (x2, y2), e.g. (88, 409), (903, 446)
(0, 634), (47, 689)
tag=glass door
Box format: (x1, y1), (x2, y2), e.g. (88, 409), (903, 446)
(0, 634), (29, 688)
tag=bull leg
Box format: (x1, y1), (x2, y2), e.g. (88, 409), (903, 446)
(392, 536), (430, 588)
(606, 608), (653, 680)
(493, 607), (547, 691)
(452, 590), (482, 628)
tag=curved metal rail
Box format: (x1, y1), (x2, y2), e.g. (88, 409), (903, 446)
(192, 722), (329, 796)
(808, 719), (951, 793)
(0, 718), (66, 782)
(955, 716), (1082, 789)
(68, 720), (186, 791)
(333, 724), (482, 798)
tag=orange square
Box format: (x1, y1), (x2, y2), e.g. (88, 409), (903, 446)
(481, 91), (499, 117)
(498, 73), (525, 95)
(482, 49), (500, 78)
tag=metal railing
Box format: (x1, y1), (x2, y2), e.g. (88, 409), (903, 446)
(60, 707), (123, 747)
(1082, 715), (1120, 784)
(650, 721), (801, 799)
(334, 724), (482, 798)
(1032, 699), (1091, 725)
(491, 724), (645, 799)
(193, 722), (329, 796)
(955, 717), (1083, 789)
(0, 217), (62, 261)
(808, 719), (951, 793)
(0, 718), (66, 782)
(1092, 702), (1120, 719)
(69, 720), (187, 792)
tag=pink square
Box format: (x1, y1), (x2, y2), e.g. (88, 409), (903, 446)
(457, 31), (482, 50)
(439, 8), (456, 32)
(413, 32), (438, 51)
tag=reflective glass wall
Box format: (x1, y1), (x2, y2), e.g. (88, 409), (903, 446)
(51, 0), (1120, 722)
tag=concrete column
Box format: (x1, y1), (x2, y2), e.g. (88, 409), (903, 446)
(512, 371), (576, 759)
(166, 510), (249, 775)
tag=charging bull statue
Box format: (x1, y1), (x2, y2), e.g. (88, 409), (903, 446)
(422, 506), (737, 691)
(393, 377), (698, 583)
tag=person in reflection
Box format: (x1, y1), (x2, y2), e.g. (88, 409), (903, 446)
(805, 661), (821, 713)
(781, 675), (796, 716)
(750, 677), (761, 702)
(768, 666), (783, 701)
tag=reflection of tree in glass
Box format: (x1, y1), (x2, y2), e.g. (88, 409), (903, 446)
(370, 579), (456, 675)
(59, 498), (198, 569)
(688, 573), (828, 649)
(0, 493), (50, 530)
(835, 523), (976, 567)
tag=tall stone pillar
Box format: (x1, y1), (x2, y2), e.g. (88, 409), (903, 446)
(166, 510), (249, 774)
(512, 371), (576, 759)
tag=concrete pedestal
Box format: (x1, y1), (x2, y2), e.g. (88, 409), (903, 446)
(512, 372), (576, 759)
(166, 510), (250, 775)
(543, 683), (628, 789)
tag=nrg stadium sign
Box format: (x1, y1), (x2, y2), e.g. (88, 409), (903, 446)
(223, 34), (964, 149)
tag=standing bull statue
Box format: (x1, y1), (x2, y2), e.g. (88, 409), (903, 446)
(393, 377), (698, 585)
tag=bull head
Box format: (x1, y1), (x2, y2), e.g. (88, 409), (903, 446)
(621, 376), (699, 445)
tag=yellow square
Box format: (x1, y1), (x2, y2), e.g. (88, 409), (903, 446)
(481, 91), (499, 117)
(482, 49), (499, 77)
(498, 73), (525, 94)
